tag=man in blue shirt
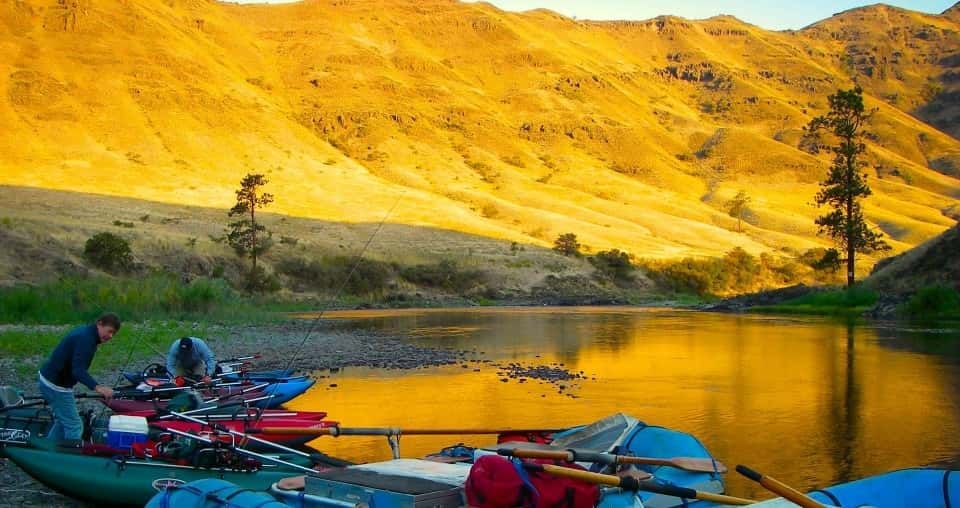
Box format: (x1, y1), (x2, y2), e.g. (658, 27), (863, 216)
(166, 337), (217, 384)
(38, 313), (119, 442)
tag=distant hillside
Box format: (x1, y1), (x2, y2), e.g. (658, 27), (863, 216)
(1, 0), (959, 286)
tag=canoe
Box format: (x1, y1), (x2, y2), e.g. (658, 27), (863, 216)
(3, 434), (325, 507)
(715, 468), (959, 508)
(269, 413), (726, 508)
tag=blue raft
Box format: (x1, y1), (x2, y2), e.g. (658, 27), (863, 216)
(267, 413), (725, 508)
(146, 478), (288, 508)
(734, 468), (959, 507)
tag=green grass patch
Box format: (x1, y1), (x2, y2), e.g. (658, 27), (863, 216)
(0, 274), (278, 324)
(755, 286), (878, 317)
(0, 322), (216, 380)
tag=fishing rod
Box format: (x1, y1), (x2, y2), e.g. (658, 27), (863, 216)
(154, 425), (316, 474)
(252, 191), (406, 427)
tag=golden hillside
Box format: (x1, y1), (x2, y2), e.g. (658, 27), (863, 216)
(1, 0), (959, 266)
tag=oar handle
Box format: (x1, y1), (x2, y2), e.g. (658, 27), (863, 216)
(736, 465), (825, 508)
(252, 427), (564, 437)
(529, 464), (754, 505)
(499, 448), (575, 461)
(497, 447), (727, 474)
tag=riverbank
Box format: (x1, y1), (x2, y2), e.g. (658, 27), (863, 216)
(0, 320), (477, 507)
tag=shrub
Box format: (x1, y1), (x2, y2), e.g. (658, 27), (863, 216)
(902, 284), (960, 318)
(400, 260), (485, 293)
(276, 256), (394, 295)
(590, 249), (634, 284)
(84, 232), (133, 273)
(553, 233), (580, 257)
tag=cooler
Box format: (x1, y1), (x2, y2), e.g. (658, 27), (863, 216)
(107, 415), (148, 450)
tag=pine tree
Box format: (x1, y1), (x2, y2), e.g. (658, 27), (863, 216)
(227, 173), (274, 288)
(806, 87), (890, 287)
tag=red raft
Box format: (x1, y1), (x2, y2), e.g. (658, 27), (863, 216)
(148, 418), (338, 451)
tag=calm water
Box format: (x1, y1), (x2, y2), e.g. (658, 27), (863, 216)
(287, 307), (960, 500)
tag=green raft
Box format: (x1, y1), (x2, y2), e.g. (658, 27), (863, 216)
(4, 436), (318, 507)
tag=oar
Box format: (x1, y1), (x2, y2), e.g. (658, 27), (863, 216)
(497, 447), (727, 474)
(153, 425), (317, 475)
(164, 410), (313, 460)
(525, 463), (755, 505)
(736, 465), (826, 508)
(0, 400), (48, 413)
(250, 426), (566, 437)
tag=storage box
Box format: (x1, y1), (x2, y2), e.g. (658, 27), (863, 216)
(107, 415), (148, 450)
(304, 460), (467, 508)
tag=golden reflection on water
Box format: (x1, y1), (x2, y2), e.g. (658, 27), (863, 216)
(288, 308), (960, 499)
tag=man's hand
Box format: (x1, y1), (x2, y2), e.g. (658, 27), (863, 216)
(201, 376), (213, 384)
(95, 385), (114, 400)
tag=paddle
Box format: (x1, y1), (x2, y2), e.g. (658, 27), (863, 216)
(736, 465), (826, 508)
(496, 447), (727, 474)
(524, 463), (755, 505)
(249, 425), (566, 437)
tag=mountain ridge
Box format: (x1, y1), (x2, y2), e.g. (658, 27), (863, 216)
(0, 0), (958, 275)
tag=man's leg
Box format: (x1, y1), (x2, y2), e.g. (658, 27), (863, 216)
(37, 380), (63, 441)
(39, 381), (83, 441)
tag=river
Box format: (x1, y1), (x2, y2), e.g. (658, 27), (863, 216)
(288, 307), (960, 500)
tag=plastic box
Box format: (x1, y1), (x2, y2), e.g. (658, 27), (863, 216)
(107, 415), (148, 450)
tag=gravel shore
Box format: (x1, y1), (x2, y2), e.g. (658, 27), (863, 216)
(0, 320), (473, 507)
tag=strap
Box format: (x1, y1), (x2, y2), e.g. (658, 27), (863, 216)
(945, 470), (953, 508)
(810, 488), (841, 506)
(512, 458), (540, 507)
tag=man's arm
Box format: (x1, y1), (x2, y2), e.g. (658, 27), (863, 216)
(165, 342), (178, 375)
(199, 340), (217, 376)
(71, 336), (99, 391)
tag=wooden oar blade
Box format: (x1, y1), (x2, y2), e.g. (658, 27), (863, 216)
(665, 457), (728, 473)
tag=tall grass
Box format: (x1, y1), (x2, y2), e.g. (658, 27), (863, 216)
(901, 284), (960, 319)
(755, 286), (878, 316)
(0, 274), (272, 324)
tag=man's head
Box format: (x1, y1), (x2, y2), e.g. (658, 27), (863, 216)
(95, 313), (121, 344)
(177, 337), (197, 366)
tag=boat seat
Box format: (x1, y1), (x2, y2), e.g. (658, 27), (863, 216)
(0, 386), (24, 408)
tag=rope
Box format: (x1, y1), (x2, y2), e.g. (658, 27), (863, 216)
(251, 191), (405, 429)
(0, 488), (63, 496)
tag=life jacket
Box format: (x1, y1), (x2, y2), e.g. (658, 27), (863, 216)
(465, 455), (600, 508)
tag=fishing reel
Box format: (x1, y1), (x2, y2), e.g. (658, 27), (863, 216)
(141, 363), (169, 380)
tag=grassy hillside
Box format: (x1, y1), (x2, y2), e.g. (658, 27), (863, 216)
(0, 0), (958, 288)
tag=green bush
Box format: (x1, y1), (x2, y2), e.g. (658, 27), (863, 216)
(400, 260), (485, 293)
(84, 232), (134, 272)
(590, 249), (634, 285)
(553, 233), (580, 257)
(902, 284), (960, 319)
